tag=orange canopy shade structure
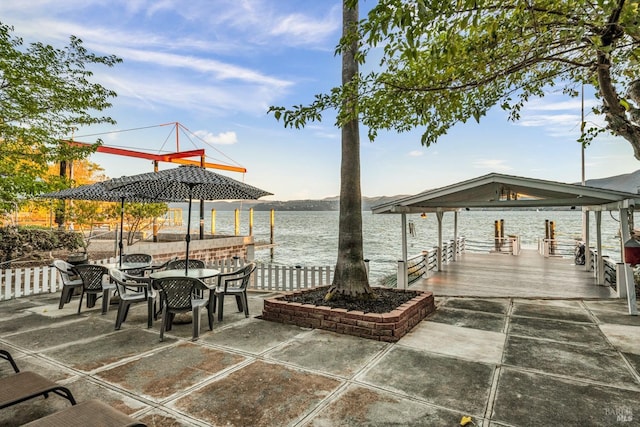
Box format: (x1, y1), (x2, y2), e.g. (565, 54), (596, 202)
(64, 140), (247, 173)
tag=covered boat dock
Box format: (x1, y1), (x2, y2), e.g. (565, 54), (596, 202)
(372, 173), (639, 312)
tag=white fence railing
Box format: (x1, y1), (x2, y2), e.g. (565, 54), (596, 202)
(1, 238), (470, 301)
(0, 259), (333, 301)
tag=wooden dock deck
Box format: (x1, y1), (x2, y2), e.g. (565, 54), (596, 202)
(410, 249), (616, 299)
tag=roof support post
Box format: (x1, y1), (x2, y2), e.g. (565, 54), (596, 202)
(400, 213), (408, 289)
(583, 211), (591, 272)
(436, 211), (444, 271)
(619, 206), (638, 315)
(595, 211), (605, 285)
(200, 155), (205, 240)
(453, 211), (459, 262)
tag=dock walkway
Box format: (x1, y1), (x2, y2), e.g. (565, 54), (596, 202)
(412, 249), (615, 299)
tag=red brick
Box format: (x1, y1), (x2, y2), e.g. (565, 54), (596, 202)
(356, 320), (376, 329)
(321, 320), (337, 329)
(341, 317), (357, 326)
(374, 322), (395, 330)
(346, 311), (365, 320)
(381, 312), (400, 323)
(308, 319), (321, 328)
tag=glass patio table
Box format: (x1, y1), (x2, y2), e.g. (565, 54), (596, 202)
(149, 268), (219, 283)
(105, 262), (152, 273)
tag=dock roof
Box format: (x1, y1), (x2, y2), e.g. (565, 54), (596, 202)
(372, 173), (640, 213)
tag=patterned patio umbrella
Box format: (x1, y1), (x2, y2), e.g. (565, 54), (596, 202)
(103, 165), (272, 274)
(38, 182), (181, 267)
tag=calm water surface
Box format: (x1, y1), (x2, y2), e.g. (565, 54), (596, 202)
(182, 209), (627, 283)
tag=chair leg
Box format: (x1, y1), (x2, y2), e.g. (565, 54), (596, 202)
(192, 307), (201, 341)
(86, 293), (97, 308)
(101, 289), (111, 315)
(160, 307), (168, 342)
(59, 287), (71, 309)
(207, 304), (214, 330)
(217, 294), (225, 321)
(241, 292), (249, 318)
(147, 298), (154, 328)
(207, 292), (216, 330)
(164, 312), (175, 331)
(77, 292), (84, 314)
(235, 295), (243, 312)
(115, 302), (126, 330)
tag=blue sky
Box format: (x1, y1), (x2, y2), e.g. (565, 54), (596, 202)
(2, 0), (638, 201)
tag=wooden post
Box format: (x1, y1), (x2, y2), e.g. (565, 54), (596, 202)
(620, 206), (638, 315)
(437, 211), (444, 271)
(596, 211), (604, 284)
(270, 209), (275, 260)
(249, 208), (254, 236)
(153, 160), (159, 242)
(210, 209), (216, 235)
(234, 209), (240, 236)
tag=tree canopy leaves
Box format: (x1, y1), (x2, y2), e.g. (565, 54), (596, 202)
(270, 0), (640, 158)
(0, 22), (121, 211)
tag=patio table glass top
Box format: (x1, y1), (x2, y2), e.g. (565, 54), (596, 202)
(149, 268), (220, 282)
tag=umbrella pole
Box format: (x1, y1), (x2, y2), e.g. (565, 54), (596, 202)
(119, 198), (125, 268)
(185, 193), (193, 275)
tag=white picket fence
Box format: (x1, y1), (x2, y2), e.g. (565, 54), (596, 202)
(0, 259), (334, 301)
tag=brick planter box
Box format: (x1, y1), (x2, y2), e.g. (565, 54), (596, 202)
(261, 287), (435, 342)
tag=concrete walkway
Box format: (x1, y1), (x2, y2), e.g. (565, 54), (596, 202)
(0, 291), (639, 426)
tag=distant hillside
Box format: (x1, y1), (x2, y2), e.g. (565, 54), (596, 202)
(170, 170), (640, 212)
(583, 169), (640, 193)
(174, 195), (408, 211)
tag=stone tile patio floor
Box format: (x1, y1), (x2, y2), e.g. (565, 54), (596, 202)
(0, 292), (639, 426)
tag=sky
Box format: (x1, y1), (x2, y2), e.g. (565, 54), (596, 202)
(2, 0), (639, 201)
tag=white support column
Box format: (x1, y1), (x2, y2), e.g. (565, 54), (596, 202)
(584, 210), (591, 272)
(436, 211), (444, 271)
(595, 211), (604, 284)
(619, 207), (638, 315)
(401, 213), (408, 289)
(453, 211), (459, 262)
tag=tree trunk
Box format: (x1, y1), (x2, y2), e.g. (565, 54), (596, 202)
(597, 1), (640, 160)
(327, 0), (372, 300)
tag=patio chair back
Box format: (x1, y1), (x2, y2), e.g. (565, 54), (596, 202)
(52, 260), (77, 284)
(121, 253), (153, 276)
(73, 264), (115, 314)
(52, 260), (83, 309)
(109, 269), (156, 330)
(153, 276), (213, 341)
(166, 258), (205, 270)
(122, 253), (153, 264)
(219, 262), (256, 293)
(213, 262), (256, 321)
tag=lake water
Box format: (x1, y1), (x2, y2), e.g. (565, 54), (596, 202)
(179, 209), (627, 283)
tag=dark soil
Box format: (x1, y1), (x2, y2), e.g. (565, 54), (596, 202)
(282, 287), (420, 314)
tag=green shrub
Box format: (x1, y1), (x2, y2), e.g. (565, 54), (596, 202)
(0, 226), (84, 264)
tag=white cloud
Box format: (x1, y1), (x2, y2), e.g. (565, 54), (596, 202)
(409, 150), (423, 157)
(194, 130), (238, 145)
(269, 12), (340, 46)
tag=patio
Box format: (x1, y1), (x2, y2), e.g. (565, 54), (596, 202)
(1, 290), (639, 426)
